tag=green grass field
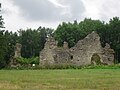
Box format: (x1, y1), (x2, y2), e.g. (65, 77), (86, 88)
(0, 69), (120, 90)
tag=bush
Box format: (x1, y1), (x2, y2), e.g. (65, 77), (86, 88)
(16, 57), (39, 65)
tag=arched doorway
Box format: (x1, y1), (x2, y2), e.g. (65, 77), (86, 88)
(91, 53), (101, 65)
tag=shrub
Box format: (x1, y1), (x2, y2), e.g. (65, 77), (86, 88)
(16, 57), (39, 65)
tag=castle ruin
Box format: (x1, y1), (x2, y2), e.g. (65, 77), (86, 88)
(40, 31), (115, 66)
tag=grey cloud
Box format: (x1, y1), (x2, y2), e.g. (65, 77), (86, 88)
(12, 0), (85, 22)
(1, 8), (12, 15)
(99, 0), (120, 21)
(58, 0), (85, 20)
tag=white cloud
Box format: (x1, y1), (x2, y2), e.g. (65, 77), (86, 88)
(48, 0), (67, 8)
(1, 0), (59, 32)
(1, 0), (120, 32)
(82, 0), (100, 19)
(1, 0), (85, 32)
(99, 0), (120, 21)
(82, 0), (120, 21)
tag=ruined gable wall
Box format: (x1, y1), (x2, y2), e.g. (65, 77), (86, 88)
(39, 37), (56, 66)
(70, 31), (103, 66)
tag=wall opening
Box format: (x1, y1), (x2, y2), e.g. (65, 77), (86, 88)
(91, 53), (101, 65)
(71, 55), (73, 60)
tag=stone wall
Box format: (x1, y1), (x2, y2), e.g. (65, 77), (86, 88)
(70, 31), (104, 66)
(39, 37), (57, 66)
(39, 31), (115, 66)
(14, 43), (22, 58)
(102, 43), (115, 65)
(40, 37), (72, 66)
(10, 43), (22, 67)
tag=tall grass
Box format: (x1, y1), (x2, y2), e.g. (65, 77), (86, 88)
(0, 69), (120, 90)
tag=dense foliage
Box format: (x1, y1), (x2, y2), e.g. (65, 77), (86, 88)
(54, 19), (104, 47)
(18, 27), (53, 58)
(16, 57), (39, 65)
(0, 4), (7, 68)
(54, 18), (120, 63)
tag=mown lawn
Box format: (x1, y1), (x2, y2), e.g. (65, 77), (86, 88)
(0, 69), (120, 90)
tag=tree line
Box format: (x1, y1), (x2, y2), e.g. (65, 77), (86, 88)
(54, 18), (120, 63)
(1, 4), (120, 68)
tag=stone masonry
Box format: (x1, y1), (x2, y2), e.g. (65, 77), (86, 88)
(10, 43), (22, 67)
(39, 31), (115, 66)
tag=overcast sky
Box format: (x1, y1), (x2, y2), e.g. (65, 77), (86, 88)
(1, 0), (120, 32)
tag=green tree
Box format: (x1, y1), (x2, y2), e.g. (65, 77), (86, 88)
(106, 17), (120, 63)
(78, 18), (105, 38)
(54, 21), (81, 47)
(18, 27), (53, 58)
(54, 19), (105, 48)
(0, 4), (7, 68)
(18, 29), (39, 58)
(4, 31), (19, 64)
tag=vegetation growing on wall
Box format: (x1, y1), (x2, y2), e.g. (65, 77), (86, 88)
(91, 53), (101, 65)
